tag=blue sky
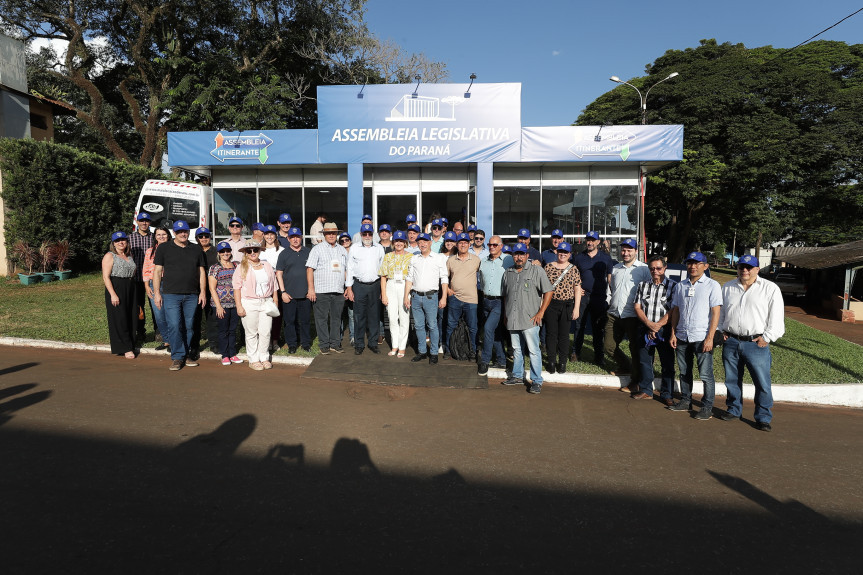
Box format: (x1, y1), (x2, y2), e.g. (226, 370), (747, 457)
(363, 0), (863, 126)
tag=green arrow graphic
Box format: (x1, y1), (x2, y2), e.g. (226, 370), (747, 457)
(258, 147), (269, 164)
(619, 144), (630, 161)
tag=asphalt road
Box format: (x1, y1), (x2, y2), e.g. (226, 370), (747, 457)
(2, 347), (861, 573)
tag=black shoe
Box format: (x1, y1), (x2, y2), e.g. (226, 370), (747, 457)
(491, 361), (506, 369)
(556, 362), (566, 373)
(411, 353), (428, 362)
(288, 346), (297, 354)
(302, 345), (311, 352)
(501, 377), (523, 386)
(756, 421), (772, 432)
(189, 349), (200, 361)
(478, 362), (489, 376)
(355, 348), (364, 355)
(667, 401), (691, 412)
(369, 347), (380, 354)
(429, 355), (438, 364)
(718, 411), (739, 421)
(547, 363), (556, 374)
(694, 408), (712, 421)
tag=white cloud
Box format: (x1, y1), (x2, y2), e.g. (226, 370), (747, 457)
(552, 50), (561, 57)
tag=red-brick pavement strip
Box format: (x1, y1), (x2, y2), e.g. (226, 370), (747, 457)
(1, 346), (862, 572)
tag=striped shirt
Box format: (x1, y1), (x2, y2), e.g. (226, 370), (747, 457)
(636, 277), (677, 323)
(306, 241), (348, 293)
(129, 230), (153, 282)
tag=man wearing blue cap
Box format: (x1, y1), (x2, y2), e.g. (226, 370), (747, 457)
(251, 222), (265, 244)
(345, 223), (385, 354)
(541, 229), (567, 266)
(226, 216), (246, 261)
(501, 243), (554, 394)
(571, 231), (614, 365)
(131, 212), (154, 343)
(477, 236), (513, 375)
(516, 229), (542, 265)
(406, 224), (422, 255)
(469, 229), (488, 260)
(276, 227), (313, 353)
(605, 238), (651, 387)
(378, 224), (393, 253)
(669, 251), (723, 419)
(277, 213), (293, 249)
(352, 214), (379, 245)
(153, 220), (207, 370)
(444, 233), (481, 360)
(404, 232), (449, 364)
(718, 255), (785, 431)
(430, 219), (445, 253)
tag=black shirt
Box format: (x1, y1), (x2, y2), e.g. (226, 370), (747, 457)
(572, 250), (614, 296)
(275, 245), (311, 298)
(153, 240), (205, 294)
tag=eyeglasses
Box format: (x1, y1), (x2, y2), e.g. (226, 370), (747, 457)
(361, 232), (373, 236)
(649, 267), (664, 271)
(197, 235), (211, 239)
(474, 237), (484, 241)
(432, 226), (442, 230)
(339, 239), (351, 244)
(488, 243), (501, 247)
(218, 250), (232, 254)
(229, 224), (242, 228)
(737, 265), (755, 270)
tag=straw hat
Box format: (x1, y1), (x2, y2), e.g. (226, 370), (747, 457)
(239, 239), (262, 253)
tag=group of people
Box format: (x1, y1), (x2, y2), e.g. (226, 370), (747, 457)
(105, 210), (785, 430)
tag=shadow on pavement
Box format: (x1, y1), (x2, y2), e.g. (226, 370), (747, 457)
(0, 362), (39, 377)
(2, 415), (860, 572)
(0, 385), (52, 427)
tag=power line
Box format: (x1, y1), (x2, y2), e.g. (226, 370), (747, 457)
(776, 6), (863, 58)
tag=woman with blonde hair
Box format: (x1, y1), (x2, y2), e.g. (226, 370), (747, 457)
(232, 240), (279, 370)
(102, 231), (137, 359)
(378, 231), (414, 358)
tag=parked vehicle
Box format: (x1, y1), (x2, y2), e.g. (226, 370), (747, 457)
(135, 180), (212, 240)
(774, 271), (807, 299)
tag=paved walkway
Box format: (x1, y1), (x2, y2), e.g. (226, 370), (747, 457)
(1, 348), (861, 572)
(786, 304), (863, 346)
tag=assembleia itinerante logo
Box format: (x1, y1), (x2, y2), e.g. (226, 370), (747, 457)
(568, 126), (637, 161)
(210, 132), (274, 164)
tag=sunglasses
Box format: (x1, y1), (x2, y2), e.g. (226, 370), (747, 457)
(474, 237), (485, 241)
(361, 232), (373, 236)
(245, 248), (260, 253)
(218, 249), (232, 254)
(488, 243), (501, 247)
(229, 224), (242, 228)
(432, 226), (442, 230)
(197, 235), (211, 239)
(339, 238), (351, 243)
(649, 267), (664, 271)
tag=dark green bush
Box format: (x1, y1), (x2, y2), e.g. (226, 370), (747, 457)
(0, 139), (161, 271)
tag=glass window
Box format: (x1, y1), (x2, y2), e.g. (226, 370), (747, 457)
(304, 187), (348, 238)
(541, 185), (589, 249)
(493, 186), (540, 237)
(422, 191), (473, 232)
(139, 194), (201, 232)
(590, 185), (638, 236)
(259, 187), (303, 230)
(213, 187), (256, 236)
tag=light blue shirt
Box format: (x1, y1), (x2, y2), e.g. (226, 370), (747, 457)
(671, 274), (722, 342)
(469, 245), (489, 260)
(479, 253), (514, 297)
(608, 260), (650, 318)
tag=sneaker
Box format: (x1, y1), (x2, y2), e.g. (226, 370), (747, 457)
(230, 356), (243, 364)
(169, 359), (183, 371)
(756, 421), (772, 432)
(288, 346), (297, 354)
(667, 401), (691, 412)
(221, 357), (231, 366)
(478, 362), (489, 376)
(249, 362), (265, 371)
(528, 383), (542, 394)
(501, 377), (523, 386)
(718, 411), (739, 421)
(332, 347), (345, 354)
(694, 408), (712, 421)
(184, 358), (199, 367)
(319, 348), (330, 355)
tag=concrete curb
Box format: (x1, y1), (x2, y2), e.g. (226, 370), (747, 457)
(2, 337), (861, 408)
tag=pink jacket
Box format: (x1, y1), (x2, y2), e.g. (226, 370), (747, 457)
(231, 261), (276, 299)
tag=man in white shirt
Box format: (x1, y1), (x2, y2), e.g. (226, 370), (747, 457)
(404, 233), (448, 364)
(345, 223), (385, 354)
(605, 238), (651, 388)
(309, 212), (327, 245)
(718, 255), (785, 432)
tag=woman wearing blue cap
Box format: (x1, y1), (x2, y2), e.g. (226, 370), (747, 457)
(543, 241), (582, 374)
(379, 230), (413, 357)
(208, 241), (243, 365)
(440, 231), (457, 256)
(102, 231), (138, 359)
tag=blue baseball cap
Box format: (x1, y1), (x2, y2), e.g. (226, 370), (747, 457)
(585, 231), (600, 241)
(360, 223), (374, 233)
(738, 254), (760, 267)
(407, 224), (421, 233)
(441, 217), (449, 225)
(684, 251), (707, 263)
(551, 228), (563, 238)
(111, 231), (128, 241)
(467, 224), (477, 232)
(361, 214), (373, 222)
(278, 213), (292, 223)
(517, 228), (531, 239)
(288, 227), (302, 237)
(195, 226), (211, 236)
(338, 232), (351, 241)
(173, 220), (191, 232)
(620, 238), (637, 249)
(216, 241), (232, 252)
(229, 216), (243, 226)
(252, 222), (265, 232)
(417, 233), (431, 242)
(444, 231), (457, 241)
(557, 241), (572, 252)
(406, 213), (417, 223)
(512, 242), (528, 254)
(501, 245), (512, 254)
(264, 224), (278, 234)
(431, 218), (443, 228)
(136, 212), (151, 221)
(392, 230), (407, 242)
(457, 233), (470, 242)
(378, 224), (392, 232)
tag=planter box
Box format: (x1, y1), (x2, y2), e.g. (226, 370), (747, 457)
(17, 273), (42, 285)
(39, 272), (57, 282)
(54, 270), (73, 280)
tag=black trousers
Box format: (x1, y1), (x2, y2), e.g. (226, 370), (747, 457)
(572, 292), (608, 365)
(352, 280), (381, 349)
(545, 298), (574, 365)
(282, 297), (312, 348)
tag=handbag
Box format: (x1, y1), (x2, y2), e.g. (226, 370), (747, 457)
(263, 299), (281, 318)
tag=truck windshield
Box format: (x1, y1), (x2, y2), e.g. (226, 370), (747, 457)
(140, 195), (200, 230)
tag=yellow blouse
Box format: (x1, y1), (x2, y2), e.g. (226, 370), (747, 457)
(378, 252), (414, 278)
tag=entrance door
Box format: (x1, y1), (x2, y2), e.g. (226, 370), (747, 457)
(374, 191), (419, 232)
(420, 190), (476, 231)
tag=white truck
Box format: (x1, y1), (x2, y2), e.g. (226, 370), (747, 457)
(134, 180), (212, 240)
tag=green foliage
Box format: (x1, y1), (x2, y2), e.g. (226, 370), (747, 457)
(0, 139), (160, 270)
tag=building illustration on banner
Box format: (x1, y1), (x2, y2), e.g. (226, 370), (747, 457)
(387, 94), (465, 122)
(210, 132), (274, 164)
(568, 126), (637, 161)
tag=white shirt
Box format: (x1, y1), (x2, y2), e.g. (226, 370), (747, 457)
(608, 260), (650, 318)
(407, 252), (449, 293)
(719, 276), (785, 343)
(259, 245), (284, 267)
(346, 243), (385, 286)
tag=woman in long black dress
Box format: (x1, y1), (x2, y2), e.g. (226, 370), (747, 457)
(102, 231), (138, 358)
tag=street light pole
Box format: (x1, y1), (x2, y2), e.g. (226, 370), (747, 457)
(608, 72), (679, 260)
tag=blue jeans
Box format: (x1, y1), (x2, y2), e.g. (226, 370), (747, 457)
(444, 296), (478, 354)
(162, 293), (199, 361)
(638, 326), (676, 399)
(675, 339), (715, 409)
(411, 292), (440, 355)
(722, 337), (774, 423)
(481, 297), (505, 365)
(147, 280), (166, 336)
(511, 325), (542, 386)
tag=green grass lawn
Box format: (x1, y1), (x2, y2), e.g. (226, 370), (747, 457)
(1, 273), (861, 383)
